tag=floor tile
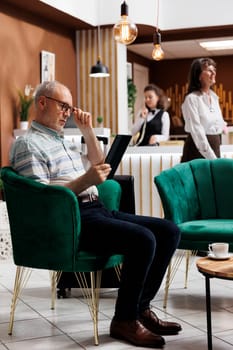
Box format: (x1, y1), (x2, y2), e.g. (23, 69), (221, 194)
(4, 334), (83, 350)
(1, 255), (233, 349)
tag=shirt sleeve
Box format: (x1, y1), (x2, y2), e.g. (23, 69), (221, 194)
(155, 111), (170, 142)
(10, 138), (51, 184)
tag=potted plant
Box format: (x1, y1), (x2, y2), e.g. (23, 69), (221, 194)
(18, 84), (34, 129)
(127, 78), (137, 120)
(97, 115), (103, 127)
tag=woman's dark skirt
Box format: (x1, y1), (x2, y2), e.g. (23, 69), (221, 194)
(181, 134), (221, 162)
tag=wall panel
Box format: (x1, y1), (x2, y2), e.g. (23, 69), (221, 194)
(76, 28), (118, 134)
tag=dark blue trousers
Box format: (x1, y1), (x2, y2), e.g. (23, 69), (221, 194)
(79, 200), (180, 320)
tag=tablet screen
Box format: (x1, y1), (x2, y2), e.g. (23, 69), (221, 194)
(105, 134), (132, 179)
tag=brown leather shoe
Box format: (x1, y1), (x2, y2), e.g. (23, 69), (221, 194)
(140, 309), (182, 335)
(110, 318), (165, 348)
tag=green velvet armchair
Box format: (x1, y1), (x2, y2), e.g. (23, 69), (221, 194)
(154, 158), (233, 308)
(1, 166), (124, 345)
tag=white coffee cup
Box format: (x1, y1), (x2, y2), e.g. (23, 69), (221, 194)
(208, 242), (229, 258)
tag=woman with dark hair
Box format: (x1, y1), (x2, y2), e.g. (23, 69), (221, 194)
(181, 57), (227, 162)
(131, 84), (170, 146)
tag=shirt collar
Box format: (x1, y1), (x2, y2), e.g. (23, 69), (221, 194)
(149, 108), (158, 114)
(31, 120), (64, 139)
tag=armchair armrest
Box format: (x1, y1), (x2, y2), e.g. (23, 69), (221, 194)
(97, 179), (121, 211)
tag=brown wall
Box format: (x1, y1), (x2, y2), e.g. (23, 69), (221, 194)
(0, 3), (77, 166)
(150, 56), (233, 92)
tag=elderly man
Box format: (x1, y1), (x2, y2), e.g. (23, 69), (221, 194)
(10, 80), (181, 348)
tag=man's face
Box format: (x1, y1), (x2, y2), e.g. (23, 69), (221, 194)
(38, 85), (73, 132)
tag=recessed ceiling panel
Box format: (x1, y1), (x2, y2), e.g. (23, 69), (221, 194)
(128, 37), (233, 60)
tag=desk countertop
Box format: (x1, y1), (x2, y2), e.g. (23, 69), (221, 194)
(126, 144), (233, 155)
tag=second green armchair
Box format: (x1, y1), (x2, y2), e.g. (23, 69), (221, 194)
(154, 158), (233, 308)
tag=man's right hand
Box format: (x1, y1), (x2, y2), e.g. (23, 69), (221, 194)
(85, 163), (112, 185)
(65, 163), (111, 196)
(73, 108), (93, 132)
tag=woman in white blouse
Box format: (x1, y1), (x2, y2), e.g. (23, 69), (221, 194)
(181, 57), (227, 161)
(131, 84), (170, 146)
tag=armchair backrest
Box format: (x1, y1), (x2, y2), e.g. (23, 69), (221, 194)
(192, 158), (233, 219)
(154, 158), (233, 224)
(1, 167), (80, 271)
(154, 161), (200, 224)
(1, 167), (122, 271)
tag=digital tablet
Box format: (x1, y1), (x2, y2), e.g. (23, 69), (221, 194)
(105, 134), (132, 179)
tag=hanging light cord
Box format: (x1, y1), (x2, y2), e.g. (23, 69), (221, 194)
(156, 0), (160, 32)
(97, 26), (101, 60)
(152, 0), (164, 61)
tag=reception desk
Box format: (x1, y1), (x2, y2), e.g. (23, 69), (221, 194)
(12, 128), (233, 218)
(116, 145), (233, 218)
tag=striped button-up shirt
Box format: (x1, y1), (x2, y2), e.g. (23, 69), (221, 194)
(10, 121), (98, 195)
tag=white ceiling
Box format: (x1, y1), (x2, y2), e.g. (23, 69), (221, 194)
(40, 1), (233, 61)
(128, 36), (233, 60)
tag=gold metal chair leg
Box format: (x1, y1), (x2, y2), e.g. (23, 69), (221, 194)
(74, 271), (102, 345)
(163, 250), (186, 309)
(73, 265), (121, 345)
(163, 250), (199, 309)
(9, 268), (58, 335)
(8, 266), (32, 335)
(184, 250), (191, 288)
(49, 271), (58, 310)
(184, 250), (197, 288)
(163, 262), (171, 308)
(114, 264), (122, 281)
(90, 271), (100, 345)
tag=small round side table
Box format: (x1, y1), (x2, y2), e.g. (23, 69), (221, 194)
(196, 256), (233, 350)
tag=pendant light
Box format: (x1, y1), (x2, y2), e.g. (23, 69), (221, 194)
(152, 0), (164, 61)
(90, 26), (110, 78)
(113, 1), (138, 45)
(152, 31), (164, 61)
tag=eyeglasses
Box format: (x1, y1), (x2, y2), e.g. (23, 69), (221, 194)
(44, 96), (75, 114)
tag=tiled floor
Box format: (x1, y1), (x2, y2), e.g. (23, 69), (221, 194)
(1, 253), (233, 349)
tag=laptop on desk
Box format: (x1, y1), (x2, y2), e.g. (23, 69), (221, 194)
(105, 134), (132, 179)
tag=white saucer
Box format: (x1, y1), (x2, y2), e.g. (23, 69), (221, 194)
(208, 253), (232, 260)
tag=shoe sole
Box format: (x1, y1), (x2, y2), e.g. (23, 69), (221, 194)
(156, 329), (181, 335)
(110, 331), (165, 348)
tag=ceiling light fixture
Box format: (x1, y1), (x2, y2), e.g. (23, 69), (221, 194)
(199, 39), (233, 51)
(90, 26), (110, 78)
(113, 1), (138, 45)
(152, 0), (164, 61)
